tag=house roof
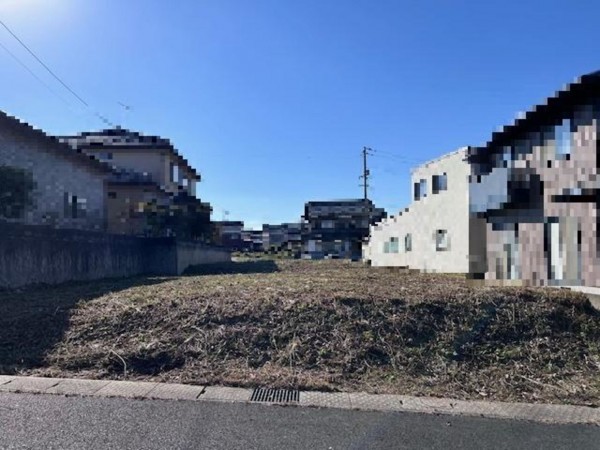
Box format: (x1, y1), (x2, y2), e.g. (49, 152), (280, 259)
(305, 199), (373, 207)
(469, 70), (600, 162)
(0, 110), (114, 176)
(59, 127), (201, 180)
(213, 220), (245, 227)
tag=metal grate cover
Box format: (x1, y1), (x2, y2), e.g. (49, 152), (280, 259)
(250, 388), (299, 404)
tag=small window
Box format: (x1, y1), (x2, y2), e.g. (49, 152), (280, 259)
(171, 163), (179, 182)
(556, 118), (572, 158)
(432, 173), (448, 194)
(502, 146), (512, 168)
(405, 233), (412, 252)
(414, 179), (428, 200)
(108, 192), (117, 199)
(389, 236), (399, 253)
(64, 192), (87, 219)
(435, 229), (448, 251)
(420, 179), (427, 198)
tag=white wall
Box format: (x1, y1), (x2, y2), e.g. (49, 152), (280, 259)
(363, 148), (470, 273)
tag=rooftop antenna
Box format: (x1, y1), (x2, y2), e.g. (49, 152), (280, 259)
(117, 102), (132, 129)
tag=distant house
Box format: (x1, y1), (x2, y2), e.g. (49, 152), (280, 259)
(262, 224), (286, 250)
(213, 221), (244, 250)
(363, 148), (470, 272)
(302, 199), (386, 259)
(241, 229), (264, 252)
(261, 222), (303, 254)
(60, 128), (211, 238)
(281, 222), (302, 253)
(468, 71), (600, 286)
(0, 110), (112, 231)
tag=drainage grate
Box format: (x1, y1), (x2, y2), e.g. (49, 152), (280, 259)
(250, 388), (300, 404)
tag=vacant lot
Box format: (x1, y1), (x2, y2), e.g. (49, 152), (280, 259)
(1, 259), (599, 405)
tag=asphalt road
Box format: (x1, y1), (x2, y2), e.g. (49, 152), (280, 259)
(0, 392), (598, 449)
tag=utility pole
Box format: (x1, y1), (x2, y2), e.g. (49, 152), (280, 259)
(359, 146), (372, 202)
(358, 146), (373, 259)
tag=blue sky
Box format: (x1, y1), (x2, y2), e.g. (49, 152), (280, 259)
(0, 0), (598, 230)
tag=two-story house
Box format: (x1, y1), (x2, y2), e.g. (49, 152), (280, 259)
(60, 128), (210, 237)
(363, 148), (470, 272)
(302, 199), (386, 259)
(469, 71), (600, 287)
(213, 220), (244, 250)
(241, 229), (264, 252)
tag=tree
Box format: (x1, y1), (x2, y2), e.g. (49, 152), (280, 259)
(0, 165), (36, 219)
(143, 194), (213, 241)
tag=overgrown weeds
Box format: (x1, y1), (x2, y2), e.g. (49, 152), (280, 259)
(2, 260), (599, 405)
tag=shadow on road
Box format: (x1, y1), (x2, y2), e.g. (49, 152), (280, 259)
(0, 276), (170, 375)
(183, 260), (280, 276)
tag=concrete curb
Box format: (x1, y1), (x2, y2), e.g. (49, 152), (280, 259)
(0, 375), (598, 425)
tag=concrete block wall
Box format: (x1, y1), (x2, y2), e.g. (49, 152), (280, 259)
(175, 241), (231, 274)
(0, 223), (231, 288)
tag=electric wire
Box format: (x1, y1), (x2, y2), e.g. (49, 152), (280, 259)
(0, 19), (115, 127)
(0, 39), (71, 107)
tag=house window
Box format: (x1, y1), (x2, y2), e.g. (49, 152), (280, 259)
(108, 192), (117, 199)
(171, 163), (179, 182)
(64, 192), (87, 219)
(556, 118), (572, 158)
(405, 233), (412, 252)
(389, 236), (399, 253)
(502, 146), (513, 168)
(432, 173), (448, 194)
(435, 229), (449, 251)
(182, 177), (189, 188)
(414, 179), (428, 200)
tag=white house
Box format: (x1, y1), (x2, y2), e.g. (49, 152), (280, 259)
(363, 147), (470, 273)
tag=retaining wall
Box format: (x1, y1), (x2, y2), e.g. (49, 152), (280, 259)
(0, 222), (230, 288)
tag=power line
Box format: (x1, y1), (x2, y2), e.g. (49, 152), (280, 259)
(0, 19), (89, 107)
(0, 40), (71, 107)
(370, 149), (421, 164)
(0, 19), (114, 127)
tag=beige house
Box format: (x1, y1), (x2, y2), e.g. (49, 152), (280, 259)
(60, 128), (209, 237)
(0, 110), (112, 231)
(60, 127), (200, 197)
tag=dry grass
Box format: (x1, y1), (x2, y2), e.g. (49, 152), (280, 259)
(1, 259), (599, 406)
